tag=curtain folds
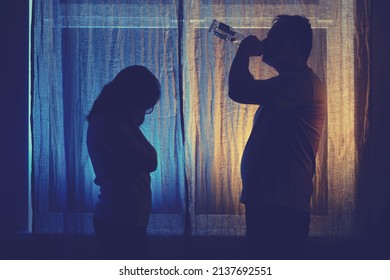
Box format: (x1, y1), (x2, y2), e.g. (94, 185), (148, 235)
(32, 0), (369, 237)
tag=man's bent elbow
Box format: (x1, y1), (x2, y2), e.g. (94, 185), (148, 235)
(228, 88), (243, 103)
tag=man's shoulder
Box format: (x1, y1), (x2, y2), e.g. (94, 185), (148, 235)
(280, 67), (319, 85)
(275, 69), (316, 97)
(266, 68), (325, 111)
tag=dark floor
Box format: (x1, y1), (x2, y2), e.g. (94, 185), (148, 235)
(1, 234), (389, 260)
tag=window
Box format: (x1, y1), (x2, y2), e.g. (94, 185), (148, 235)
(32, 0), (356, 236)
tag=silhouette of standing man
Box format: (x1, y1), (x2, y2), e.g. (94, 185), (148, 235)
(87, 65), (161, 259)
(229, 15), (327, 259)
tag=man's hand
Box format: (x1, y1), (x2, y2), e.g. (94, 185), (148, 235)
(237, 35), (263, 57)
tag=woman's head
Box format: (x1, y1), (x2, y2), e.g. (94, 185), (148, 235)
(87, 65), (161, 125)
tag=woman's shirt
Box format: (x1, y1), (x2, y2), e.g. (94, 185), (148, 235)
(87, 113), (157, 226)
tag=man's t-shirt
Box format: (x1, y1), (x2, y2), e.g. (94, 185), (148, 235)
(238, 67), (327, 213)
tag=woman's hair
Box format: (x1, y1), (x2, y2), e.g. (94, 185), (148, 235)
(87, 65), (161, 122)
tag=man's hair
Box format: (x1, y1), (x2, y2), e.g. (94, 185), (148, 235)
(271, 15), (313, 61)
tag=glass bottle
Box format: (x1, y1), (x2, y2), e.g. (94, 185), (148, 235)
(208, 19), (246, 45)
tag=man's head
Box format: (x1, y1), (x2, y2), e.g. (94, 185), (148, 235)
(262, 15), (312, 69)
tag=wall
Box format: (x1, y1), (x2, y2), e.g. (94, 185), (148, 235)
(0, 0), (29, 240)
(367, 0), (390, 252)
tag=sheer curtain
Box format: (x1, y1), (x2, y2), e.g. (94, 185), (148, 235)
(32, 0), (367, 237)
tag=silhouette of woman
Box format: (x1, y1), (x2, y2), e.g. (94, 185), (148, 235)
(86, 65), (161, 259)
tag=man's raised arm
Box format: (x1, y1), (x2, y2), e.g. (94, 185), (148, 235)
(228, 35), (264, 104)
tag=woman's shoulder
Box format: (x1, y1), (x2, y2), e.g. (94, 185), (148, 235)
(89, 113), (125, 125)
(88, 113), (129, 137)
